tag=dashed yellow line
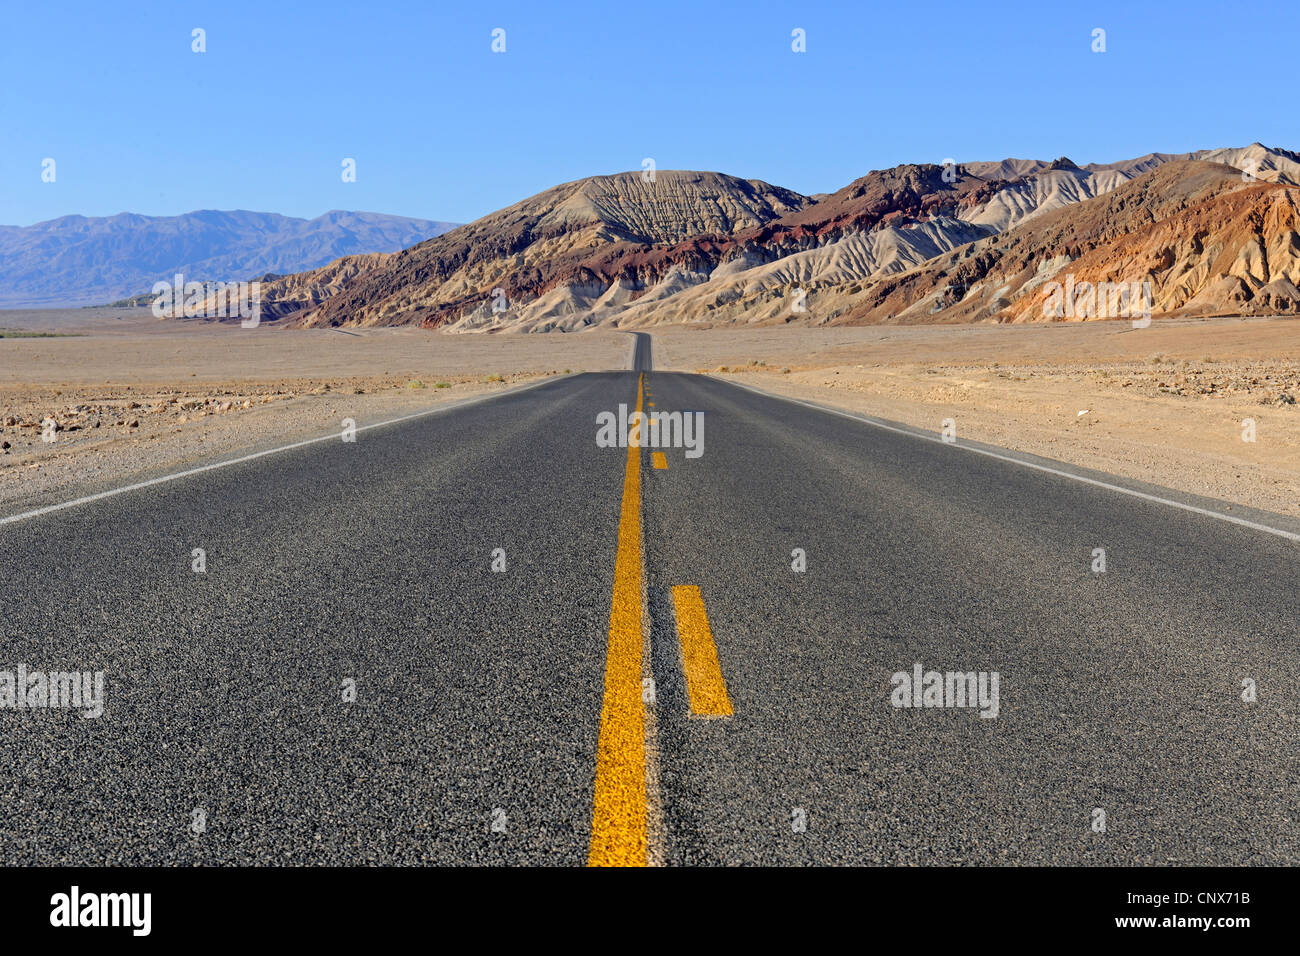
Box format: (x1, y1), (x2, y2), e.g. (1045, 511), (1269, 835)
(589, 372), (648, 866)
(671, 585), (733, 717)
(652, 452), (668, 470)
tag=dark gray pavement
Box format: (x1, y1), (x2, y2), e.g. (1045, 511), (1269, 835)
(2, 332), (1296, 864)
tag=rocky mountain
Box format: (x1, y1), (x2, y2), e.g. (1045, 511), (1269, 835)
(819, 160), (1300, 324)
(163, 144), (1300, 330)
(256, 171), (809, 330)
(604, 159), (1129, 328)
(964, 143), (1300, 184)
(0, 209), (458, 308)
(1087, 143), (1300, 183)
(254, 160), (1111, 330)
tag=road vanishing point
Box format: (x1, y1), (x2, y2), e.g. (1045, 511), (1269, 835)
(2, 332), (1298, 865)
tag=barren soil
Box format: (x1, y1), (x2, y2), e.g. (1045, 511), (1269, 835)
(652, 316), (1300, 518)
(4, 309), (1298, 520)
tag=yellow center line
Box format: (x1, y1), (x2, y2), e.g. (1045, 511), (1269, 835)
(589, 371), (648, 866)
(671, 585), (733, 717)
(652, 451), (668, 470)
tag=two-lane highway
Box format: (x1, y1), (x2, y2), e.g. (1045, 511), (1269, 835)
(1, 332), (1297, 865)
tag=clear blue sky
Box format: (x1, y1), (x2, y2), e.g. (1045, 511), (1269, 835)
(2, 0), (1295, 227)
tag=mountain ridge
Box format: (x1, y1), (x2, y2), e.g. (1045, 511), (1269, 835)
(243, 145), (1300, 331)
(15, 144), (1300, 326)
(0, 209), (459, 308)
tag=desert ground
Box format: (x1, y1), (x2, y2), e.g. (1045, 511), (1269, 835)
(652, 317), (1300, 519)
(3, 309), (1298, 519)
(0, 309), (627, 512)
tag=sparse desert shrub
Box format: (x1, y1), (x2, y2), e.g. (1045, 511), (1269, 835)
(434, 382), (451, 389)
(406, 379), (426, 389)
(484, 373), (504, 383)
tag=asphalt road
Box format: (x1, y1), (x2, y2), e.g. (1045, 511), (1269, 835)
(1, 332), (1297, 865)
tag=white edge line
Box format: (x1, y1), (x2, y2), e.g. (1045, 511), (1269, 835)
(0, 374), (570, 529)
(723, 377), (1300, 544)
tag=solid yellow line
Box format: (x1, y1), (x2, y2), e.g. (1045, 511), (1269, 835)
(589, 371), (648, 866)
(671, 585), (733, 717)
(652, 451), (667, 470)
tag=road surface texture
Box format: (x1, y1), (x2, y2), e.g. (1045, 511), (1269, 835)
(1, 332), (1296, 865)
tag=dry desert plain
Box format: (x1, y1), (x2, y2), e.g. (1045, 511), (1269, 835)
(2, 308), (1299, 520)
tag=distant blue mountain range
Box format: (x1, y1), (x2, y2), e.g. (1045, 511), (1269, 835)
(0, 209), (458, 307)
